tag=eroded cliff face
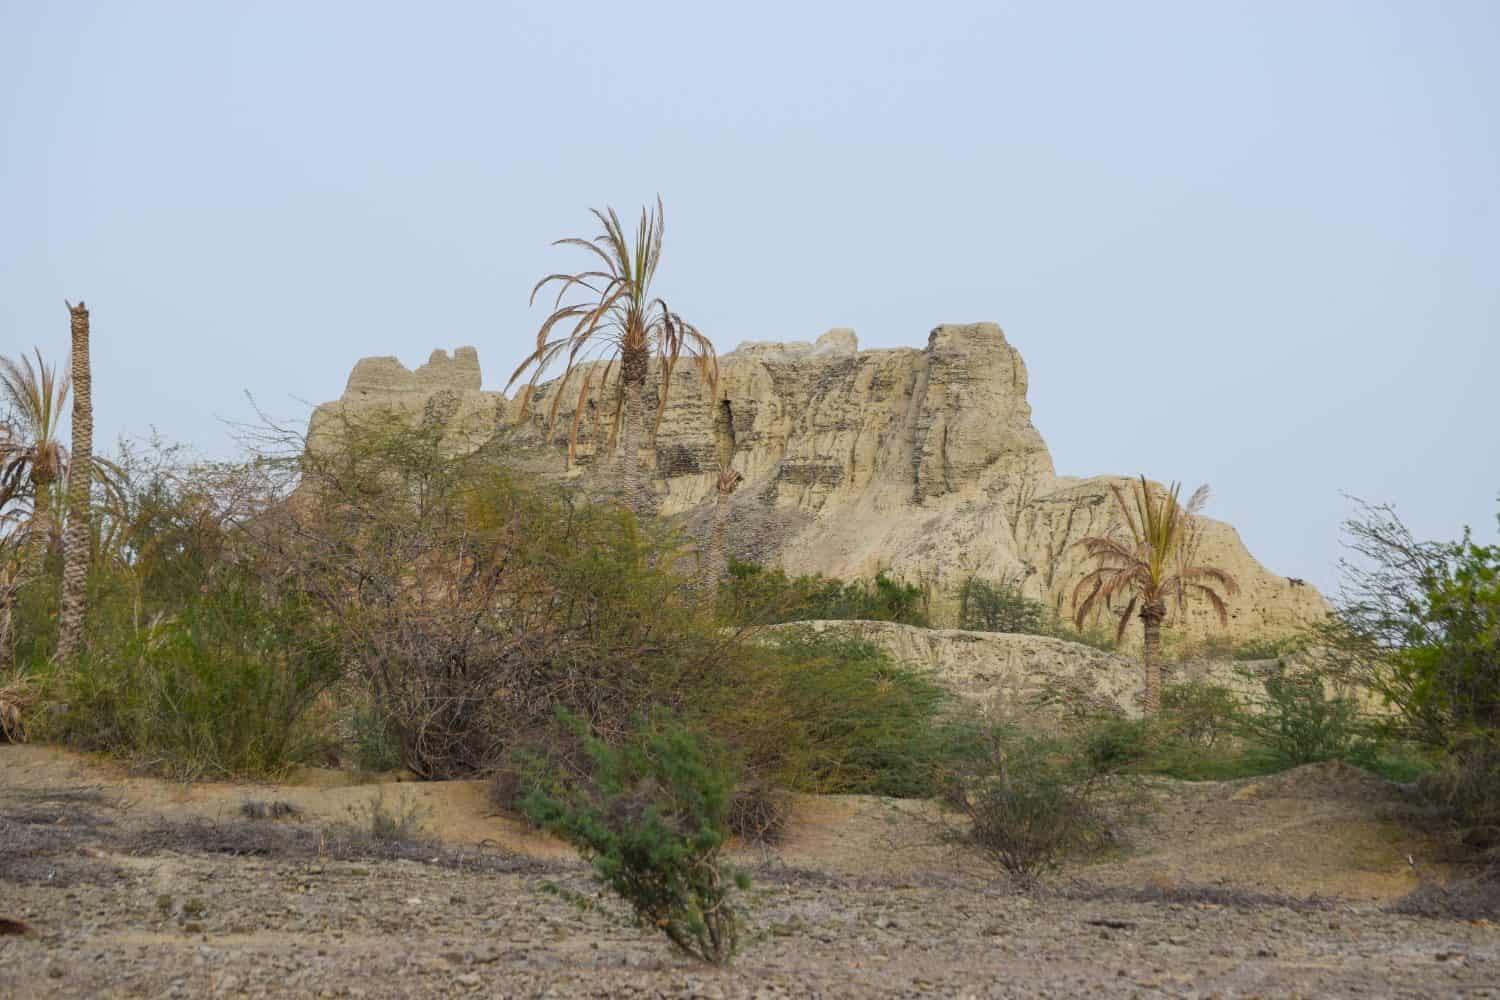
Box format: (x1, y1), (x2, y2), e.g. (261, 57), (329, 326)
(307, 324), (1329, 643)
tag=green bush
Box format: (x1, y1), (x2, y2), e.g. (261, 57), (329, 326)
(520, 714), (748, 965)
(723, 633), (979, 799)
(347, 696), (403, 773)
(1229, 635), (1305, 661)
(1232, 667), (1378, 770)
(719, 560), (929, 627)
(1160, 681), (1240, 751)
(957, 576), (1047, 634)
(38, 575), (339, 779)
(944, 727), (1122, 877)
(1080, 716), (1157, 775)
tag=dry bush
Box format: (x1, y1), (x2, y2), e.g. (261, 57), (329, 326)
(943, 727), (1124, 877)
(727, 779), (792, 845)
(277, 410), (735, 779)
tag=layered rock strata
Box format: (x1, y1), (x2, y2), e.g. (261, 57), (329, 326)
(307, 325), (1329, 643)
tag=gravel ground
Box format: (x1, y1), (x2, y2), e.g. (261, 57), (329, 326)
(1, 752), (1497, 998)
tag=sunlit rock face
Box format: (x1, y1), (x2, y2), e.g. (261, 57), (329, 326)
(309, 324), (1328, 644)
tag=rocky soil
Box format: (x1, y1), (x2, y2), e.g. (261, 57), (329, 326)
(2, 746), (1496, 998)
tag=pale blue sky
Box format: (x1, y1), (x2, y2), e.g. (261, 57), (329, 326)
(2, 1), (1496, 590)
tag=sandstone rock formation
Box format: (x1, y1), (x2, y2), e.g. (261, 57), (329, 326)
(307, 324), (1330, 644)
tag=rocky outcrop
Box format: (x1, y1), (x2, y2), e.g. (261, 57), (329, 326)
(771, 620), (1269, 721)
(307, 324), (1330, 643)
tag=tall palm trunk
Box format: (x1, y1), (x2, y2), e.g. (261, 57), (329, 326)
(56, 301), (92, 662)
(618, 347), (653, 517)
(1139, 600), (1166, 716)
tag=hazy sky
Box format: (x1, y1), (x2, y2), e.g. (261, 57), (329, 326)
(3, 1), (1496, 591)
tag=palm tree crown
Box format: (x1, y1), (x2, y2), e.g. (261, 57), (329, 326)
(1, 350), (71, 558)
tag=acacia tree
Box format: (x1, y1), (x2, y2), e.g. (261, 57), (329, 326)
(507, 198), (717, 516)
(56, 301), (93, 662)
(1071, 476), (1240, 714)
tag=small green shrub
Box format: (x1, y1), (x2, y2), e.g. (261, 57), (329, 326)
(1160, 633), (1303, 664)
(719, 560), (929, 627)
(1081, 716), (1156, 775)
(1230, 635), (1305, 661)
(944, 727), (1122, 877)
(1160, 681), (1240, 751)
(957, 577), (1047, 634)
(347, 698), (402, 773)
(1233, 667), (1378, 770)
(520, 714), (747, 965)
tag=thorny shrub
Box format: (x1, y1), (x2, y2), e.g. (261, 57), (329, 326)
(519, 713), (748, 965)
(943, 726), (1125, 877)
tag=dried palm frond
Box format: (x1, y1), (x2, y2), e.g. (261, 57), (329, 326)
(0, 675), (31, 743)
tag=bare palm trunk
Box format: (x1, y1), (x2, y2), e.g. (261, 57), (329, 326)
(618, 348), (653, 518)
(56, 301), (92, 662)
(1139, 600), (1166, 716)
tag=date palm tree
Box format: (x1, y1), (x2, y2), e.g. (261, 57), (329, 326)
(508, 198), (717, 516)
(1071, 476), (1240, 715)
(0, 349), (69, 572)
(56, 301), (93, 662)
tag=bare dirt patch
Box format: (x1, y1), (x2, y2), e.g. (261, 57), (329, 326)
(2, 746), (1496, 998)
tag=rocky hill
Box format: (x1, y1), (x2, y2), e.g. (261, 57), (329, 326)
(307, 323), (1328, 643)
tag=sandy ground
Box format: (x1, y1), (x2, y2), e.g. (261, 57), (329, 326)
(1, 744), (1496, 998)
